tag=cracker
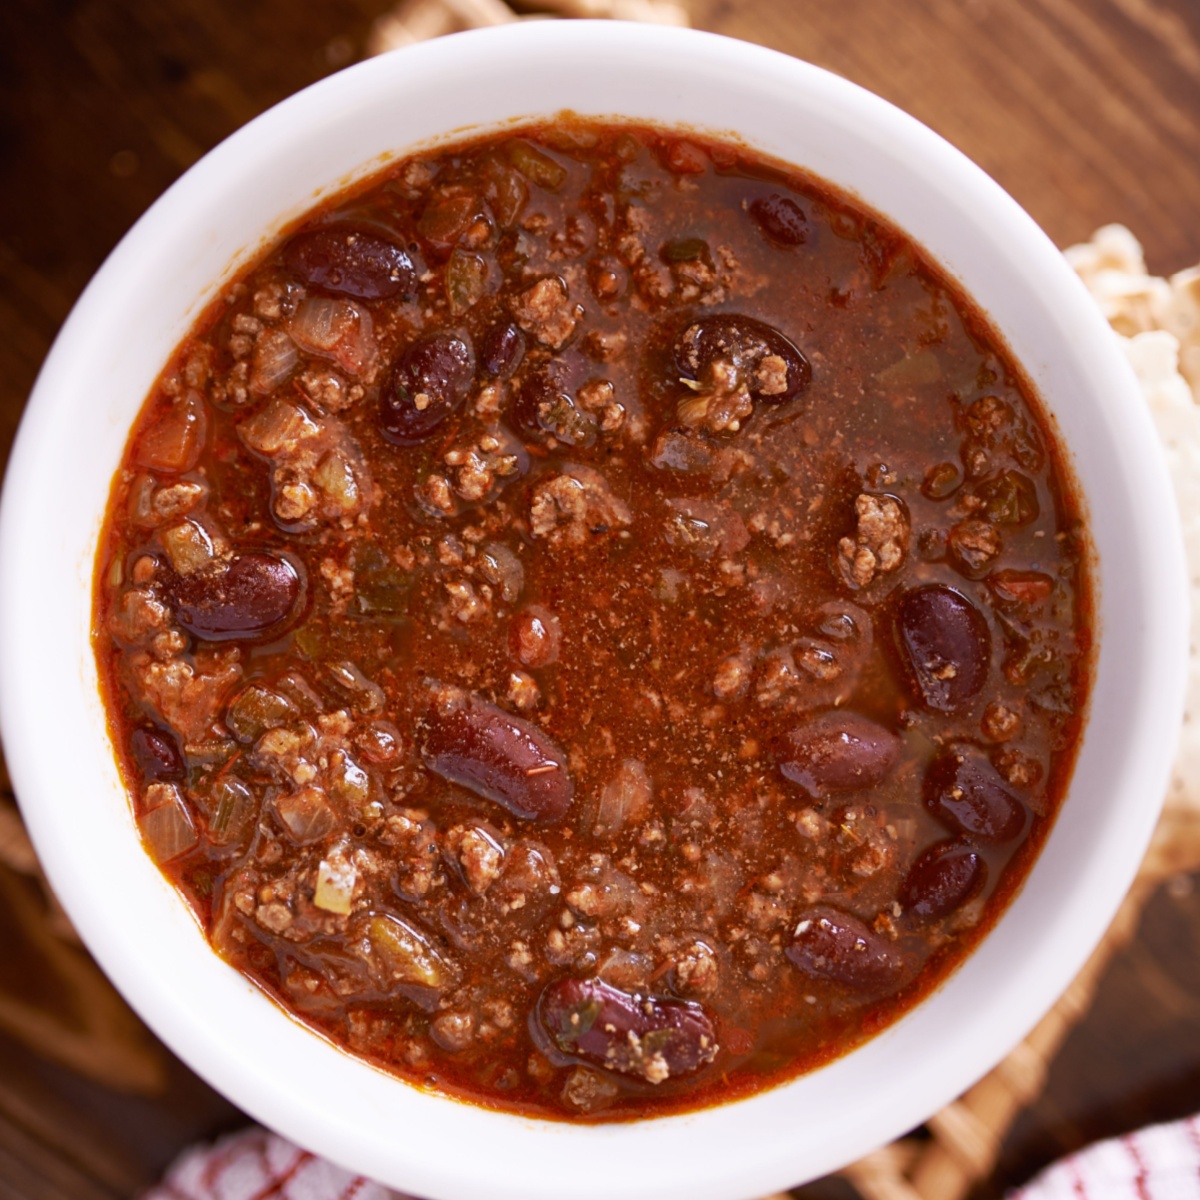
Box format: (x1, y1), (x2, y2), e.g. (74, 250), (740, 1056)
(1069, 227), (1200, 813)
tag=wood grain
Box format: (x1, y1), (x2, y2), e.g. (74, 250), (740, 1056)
(696, 0), (1200, 275)
(1, 1), (1199, 1197)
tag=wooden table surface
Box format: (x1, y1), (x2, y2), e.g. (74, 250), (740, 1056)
(2, 1), (1200, 1197)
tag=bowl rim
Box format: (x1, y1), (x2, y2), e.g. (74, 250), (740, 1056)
(0, 19), (1188, 1200)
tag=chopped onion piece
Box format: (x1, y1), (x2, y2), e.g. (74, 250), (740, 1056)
(275, 786), (337, 844)
(596, 947), (654, 990)
(225, 684), (296, 744)
(207, 777), (255, 845)
(135, 390), (206, 473)
(290, 297), (343, 352)
(127, 474), (158, 528)
(595, 758), (652, 835)
(139, 788), (198, 863)
(328, 754), (371, 807)
(250, 329), (299, 394)
(361, 913), (457, 991)
(327, 660), (385, 714)
(314, 851), (356, 914)
(160, 518), (217, 575)
(312, 450), (360, 512)
(289, 298), (377, 378)
(238, 399), (320, 457)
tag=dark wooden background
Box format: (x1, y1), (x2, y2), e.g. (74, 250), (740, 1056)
(2, 1), (1200, 1197)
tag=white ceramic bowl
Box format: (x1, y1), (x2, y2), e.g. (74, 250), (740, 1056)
(0, 21), (1187, 1200)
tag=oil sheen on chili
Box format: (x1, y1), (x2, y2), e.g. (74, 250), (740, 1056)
(94, 119), (1092, 1120)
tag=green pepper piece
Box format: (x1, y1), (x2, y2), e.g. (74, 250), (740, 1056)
(506, 140), (567, 191)
(446, 247), (487, 315)
(981, 470), (1039, 525)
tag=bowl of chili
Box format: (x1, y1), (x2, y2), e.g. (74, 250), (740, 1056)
(0, 19), (1187, 1200)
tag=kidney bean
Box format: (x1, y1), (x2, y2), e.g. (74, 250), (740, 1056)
(899, 841), (986, 921)
(509, 605), (562, 668)
(778, 711), (901, 795)
(282, 227), (415, 300)
(923, 744), (1026, 842)
(422, 687), (573, 821)
(537, 976), (717, 1083)
(787, 905), (908, 993)
(380, 333), (475, 445)
(674, 314), (810, 403)
(893, 584), (990, 713)
(130, 726), (185, 782)
(479, 321), (526, 379)
(164, 552), (302, 641)
(748, 193), (809, 246)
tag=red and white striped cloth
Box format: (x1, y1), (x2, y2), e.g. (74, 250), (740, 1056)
(146, 1116), (1200, 1200)
(1013, 1115), (1200, 1200)
(141, 1127), (418, 1200)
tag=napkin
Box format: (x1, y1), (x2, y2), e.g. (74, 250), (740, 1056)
(1013, 1114), (1200, 1200)
(141, 1126), (417, 1200)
